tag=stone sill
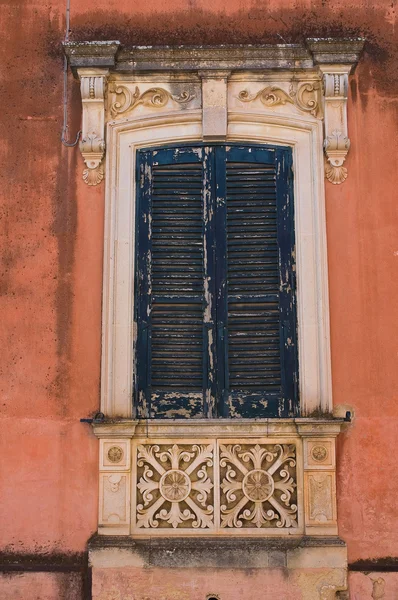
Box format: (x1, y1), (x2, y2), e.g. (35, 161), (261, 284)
(92, 417), (346, 439)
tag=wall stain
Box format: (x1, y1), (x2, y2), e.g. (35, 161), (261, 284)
(64, 4), (398, 98)
(0, 550), (91, 600)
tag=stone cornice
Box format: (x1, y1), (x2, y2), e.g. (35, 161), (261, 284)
(306, 38), (365, 66)
(63, 39), (365, 186)
(63, 41), (120, 73)
(63, 39), (365, 74)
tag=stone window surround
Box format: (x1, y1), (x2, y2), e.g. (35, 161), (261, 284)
(64, 38), (364, 420)
(63, 40), (363, 544)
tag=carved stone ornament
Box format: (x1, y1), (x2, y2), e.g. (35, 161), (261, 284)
(77, 69), (108, 186)
(80, 133), (105, 185)
(220, 443), (298, 529)
(135, 443), (214, 529)
(237, 81), (321, 117)
(311, 444), (328, 463)
(109, 84), (195, 118)
(107, 446), (124, 464)
(324, 130), (350, 184)
(321, 67), (352, 184)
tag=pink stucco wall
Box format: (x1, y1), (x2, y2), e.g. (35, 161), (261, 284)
(1, 0), (398, 597)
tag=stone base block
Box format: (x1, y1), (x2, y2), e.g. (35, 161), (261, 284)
(89, 536), (348, 600)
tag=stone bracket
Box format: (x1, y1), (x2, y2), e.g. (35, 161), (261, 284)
(307, 38), (365, 185)
(320, 66), (351, 185)
(77, 68), (109, 186)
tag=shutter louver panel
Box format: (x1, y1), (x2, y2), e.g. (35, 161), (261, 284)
(223, 148), (296, 418)
(136, 150), (209, 419)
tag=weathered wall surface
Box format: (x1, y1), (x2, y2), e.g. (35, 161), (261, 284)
(1, 0), (397, 598)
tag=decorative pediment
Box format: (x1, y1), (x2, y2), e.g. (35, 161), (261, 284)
(63, 39), (364, 186)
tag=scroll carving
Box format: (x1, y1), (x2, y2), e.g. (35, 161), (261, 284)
(238, 86), (294, 108)
(109, 84), (195, 118)
(290, 81), (321, 117)
(238, 81), (321, 117)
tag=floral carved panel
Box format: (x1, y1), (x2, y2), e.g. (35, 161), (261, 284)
(219, 443), (298, 529)
(131, 439), (302, 535)
(134, 442), (215, 531)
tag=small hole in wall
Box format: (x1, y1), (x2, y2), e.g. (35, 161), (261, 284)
(207, 596), (220, 600)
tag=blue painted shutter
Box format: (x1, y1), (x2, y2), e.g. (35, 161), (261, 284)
(135, 147), (215, 418)
(220, 146), (297, 417)
(135, 145), (297, 419)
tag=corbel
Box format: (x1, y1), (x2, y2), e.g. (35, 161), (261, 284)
(319, 66), (351, 184)
(77, 68), (108, 186)
(307, 38), (365, 185)
(199, 70), (230, 141)
(63, 42), (120, 186)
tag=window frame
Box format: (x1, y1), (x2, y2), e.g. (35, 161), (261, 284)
(101, 109), (332, 418)
(134, 142), (299, 419)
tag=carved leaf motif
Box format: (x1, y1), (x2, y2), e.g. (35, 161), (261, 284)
(79, 133), (105, 155)
(324, 130), (350, 153)
(241, 503), (276, 528)
(82, 165), (104, 186)
(156, 503), (194, 529)
(220, 465), (240, 503)
(239, 443), (276, 469)
(238, 82), (321, 117)
(325, 162), (348, 185)
(137, 465), (158, 506)
(110, 84), (195, 117)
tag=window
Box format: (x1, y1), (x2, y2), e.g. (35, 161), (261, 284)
(134, 144), (298, 419)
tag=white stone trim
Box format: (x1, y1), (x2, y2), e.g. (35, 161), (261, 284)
(94, 419), (342, 537)
(101, 101), (332, 417)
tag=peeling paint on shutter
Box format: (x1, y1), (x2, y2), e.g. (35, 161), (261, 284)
(135, 147), (215, 419)
(135, 144), (298, 419)
(222, 146), (298, 418)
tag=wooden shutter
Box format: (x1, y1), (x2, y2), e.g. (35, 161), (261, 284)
(135, 147), (215, 418)
(135, 144), (297, 419)
(219, 146), (298, 417)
